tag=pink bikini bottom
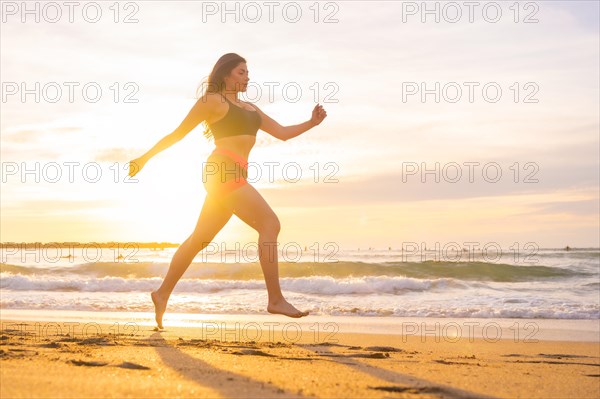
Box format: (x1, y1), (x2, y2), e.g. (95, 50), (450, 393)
(202, 147), (249, 197)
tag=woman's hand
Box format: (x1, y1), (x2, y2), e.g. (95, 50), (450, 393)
(310, 104), (327, 127)
(128, 157), (147, 177)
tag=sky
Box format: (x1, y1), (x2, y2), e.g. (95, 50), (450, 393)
(1, 0), (599, 250)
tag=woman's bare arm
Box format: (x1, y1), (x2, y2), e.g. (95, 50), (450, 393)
(129, 96), (214, 177)
(251, 103), (327, 141)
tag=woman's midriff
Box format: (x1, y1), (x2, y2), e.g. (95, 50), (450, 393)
(213, 135), (255, 159)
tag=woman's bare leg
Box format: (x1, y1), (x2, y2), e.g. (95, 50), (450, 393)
(226, 183), (309, 318)
(151, 194), (234, 328)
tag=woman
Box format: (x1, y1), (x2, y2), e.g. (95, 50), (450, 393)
(128, 53), (327, 329)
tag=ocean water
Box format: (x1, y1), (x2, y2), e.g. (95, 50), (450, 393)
(1, 246), (598, 319)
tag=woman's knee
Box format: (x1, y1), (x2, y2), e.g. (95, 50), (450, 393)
(259, 217), (281, 236)
(187, 236), (213, 254)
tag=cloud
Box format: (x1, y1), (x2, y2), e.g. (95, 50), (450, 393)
(1, 199), (118, 217)
(528, 198), (600, 217)
(94, 147), (136, 162)
(548, 1), (600, 33)
(1, 129), (41, 143)
(258, 150), (598, 207)
(2, 125), (82, 143)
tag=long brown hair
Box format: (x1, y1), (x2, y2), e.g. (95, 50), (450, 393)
(196, 53), (247, 141)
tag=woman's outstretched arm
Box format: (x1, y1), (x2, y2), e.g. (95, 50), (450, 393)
(129, 96), (214, 177)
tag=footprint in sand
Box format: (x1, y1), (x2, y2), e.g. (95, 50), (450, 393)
(68, 359), (108, 367)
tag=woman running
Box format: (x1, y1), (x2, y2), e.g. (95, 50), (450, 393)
(128, 53), (327, 329)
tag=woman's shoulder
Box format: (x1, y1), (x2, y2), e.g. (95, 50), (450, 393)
(204, 91), (227, 105)
(201, 92), (229, 114)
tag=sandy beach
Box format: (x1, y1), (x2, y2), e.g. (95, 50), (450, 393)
(1, 313), (599, 399)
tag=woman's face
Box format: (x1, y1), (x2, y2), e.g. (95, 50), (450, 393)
(224, 62), (249, 93)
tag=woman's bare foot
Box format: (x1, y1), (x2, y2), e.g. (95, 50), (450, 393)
(267, 298), (309, 318)
(151, 291), (168, 329)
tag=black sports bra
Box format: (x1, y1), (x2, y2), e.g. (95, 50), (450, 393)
(208, 94), (262, 140)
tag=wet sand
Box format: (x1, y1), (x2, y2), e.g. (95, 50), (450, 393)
(1, 317), (599, 398)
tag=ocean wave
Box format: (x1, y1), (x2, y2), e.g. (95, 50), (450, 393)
(1, 294), (598, 319)
(0, 273), (467, 294)
(0, 260), (587, 282)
